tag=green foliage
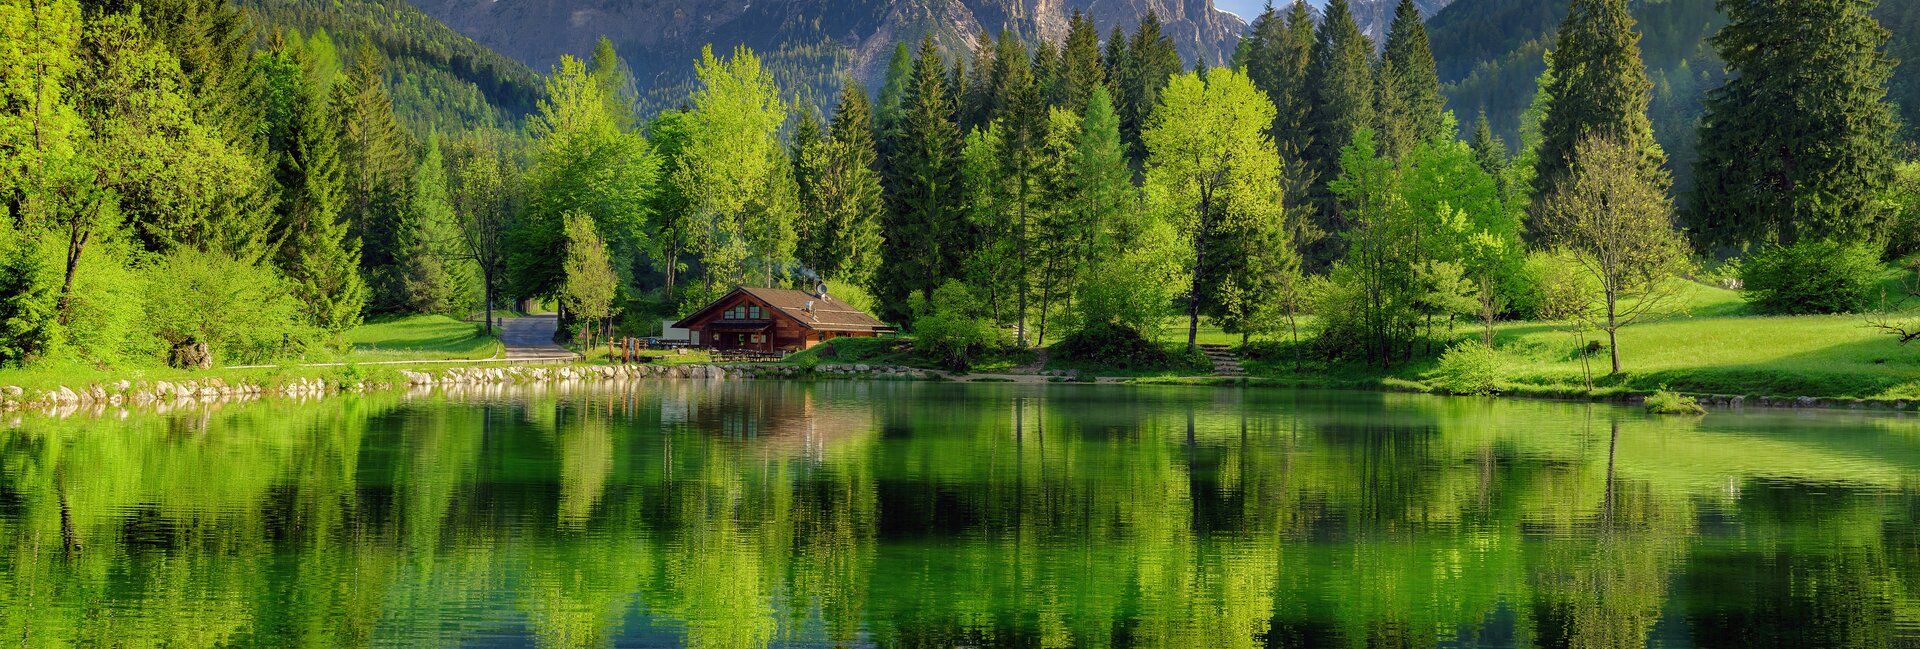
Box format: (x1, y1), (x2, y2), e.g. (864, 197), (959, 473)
(236, 0), (542, 134)
(143, 248), (320, 366)
(1645, 386), (1706, 415)
(1536, 136), (1692, 374)
(1320, 129), (1423, 367)
(560, 210), (618, 331)
(1530, 0), (1665, 236)
(0, 223), (61, 366)
(1887, 162), (1920, 258)
(1376, 0), (1446, 159)
(515, 53), (655, 302)
(675, 45), (794, 291)
(1740, 241), (1882, 315)
(1303, 0), (1378, 266)
(1053, 322), (1178, 370)
(878, 37), (965, 323)
(910, 280), (1003, 372)
(1430, 341), (1504, 395)
(1692, 0), (1900, 250)
(1142, 67), (1286, 352)
(794, 82), (885, 292)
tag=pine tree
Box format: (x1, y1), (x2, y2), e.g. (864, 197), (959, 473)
(874, 42), (914, 158)
(1692, 0), (1899, 249)
(1531, 0), (1665, 241)
(1470, 110), (1512, 199)
(1376, 0), (1445, 159)
(260, 30), (364, 332)
(1303, 0), (1376, 267)
(989, 30), (1048, 344)
(334, 46), (421, 314)
(1118, 12), (1182, 162)
(820, 82), (886, 290)
(1055, 10), (1106, 112)
(879, 37), (965, 322)
(587, 36), (639, 131)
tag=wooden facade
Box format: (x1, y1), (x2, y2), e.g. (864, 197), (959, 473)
(673, 287), (892, 353)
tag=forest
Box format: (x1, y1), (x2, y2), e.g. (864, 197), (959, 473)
(2, 0), (1918, 395)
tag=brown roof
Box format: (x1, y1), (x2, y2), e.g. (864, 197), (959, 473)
(675, 287), (894, 333)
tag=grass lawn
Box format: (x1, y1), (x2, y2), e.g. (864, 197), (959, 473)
(344, 315), (502, 362)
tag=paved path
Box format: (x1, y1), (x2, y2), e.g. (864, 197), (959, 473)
(498, 314), (578, 361)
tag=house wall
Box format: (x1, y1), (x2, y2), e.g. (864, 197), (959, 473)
(683, 292), (879, 352)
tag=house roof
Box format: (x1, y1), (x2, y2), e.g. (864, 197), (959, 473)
(674, 287), (894, 333)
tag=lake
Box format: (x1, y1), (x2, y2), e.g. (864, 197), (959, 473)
(4, 381), (1920, 647)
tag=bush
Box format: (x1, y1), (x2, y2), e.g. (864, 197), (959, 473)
(1740, 240), (1882, 315)
(1053, 322), (1176, 369)
(1429, 341), (1504, 396)
(144, 249), (322, 367)
(911, 281), (1003, 372)
(1646, 387), (1706, 415)
(0, 225), (61, 367)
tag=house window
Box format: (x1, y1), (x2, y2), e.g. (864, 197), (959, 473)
(748, 306), (763, 319)
(750, 334), (765, 343)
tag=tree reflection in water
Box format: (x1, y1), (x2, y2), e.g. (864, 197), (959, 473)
(4, 383), (1920, 647)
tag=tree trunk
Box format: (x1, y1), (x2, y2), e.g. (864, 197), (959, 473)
(58, 224), (86, 325)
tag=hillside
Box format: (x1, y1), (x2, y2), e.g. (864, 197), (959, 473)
(407, 0), (1246, 113)
(240, 0), (545, 134)
(1431, 0), (1920, 198)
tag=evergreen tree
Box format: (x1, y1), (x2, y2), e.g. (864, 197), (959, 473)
(259, 30), (364, 332)
(874, 42), (913, 159)
(1055, 10), (1106, 112)
(1376, 0), (1445, 159)
(0, 217), (61, 365)
(1470, 110), (1512, 199)
(333, 46), (423, 314)
(1691, 0), (1899, 249)
(587, 36), (638, 131)
(990, 30), (1047, 345)
(1531, 0), (1665, 241)
(959, 32), (996, 133)
(1303, 0), (1376, 267)
(879, 37), (965, 323)
(807, 82), (888, 291)
(1117, 12), (1182, 162)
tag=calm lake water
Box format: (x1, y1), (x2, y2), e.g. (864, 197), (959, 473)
(5, 381), (1920, 648)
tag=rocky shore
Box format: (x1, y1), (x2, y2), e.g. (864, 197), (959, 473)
(0, 362), (936, 416)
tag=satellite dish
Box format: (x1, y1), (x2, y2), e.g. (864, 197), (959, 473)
(814, 282), (830, 300)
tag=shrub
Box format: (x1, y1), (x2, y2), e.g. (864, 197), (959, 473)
(144, 249), (322, 367)
(1429, 341), (1504, 395)
(0, 226), (61, 367)
(1740, 240), (1882, 315)
(911, 281), (1003, 372)
(1053, 322), (1176, 369)
(1646, 387), (1706, 415)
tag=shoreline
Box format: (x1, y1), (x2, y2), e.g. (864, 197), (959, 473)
(2, 359), (1915, 419)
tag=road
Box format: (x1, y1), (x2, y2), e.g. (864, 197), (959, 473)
(497, 314), (577, 361)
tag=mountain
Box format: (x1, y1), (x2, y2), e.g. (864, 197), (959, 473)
(407, 0), (1246, 111)
(242, 0), (545, 134)
(1346, 0), (1452, 43)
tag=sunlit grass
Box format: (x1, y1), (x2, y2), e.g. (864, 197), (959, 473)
(343, 315), (501, 362)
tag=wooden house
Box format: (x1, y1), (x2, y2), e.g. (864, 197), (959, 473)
(673, 285), (893, 353)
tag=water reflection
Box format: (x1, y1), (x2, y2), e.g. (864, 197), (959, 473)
(5, 383), (1920, 647)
